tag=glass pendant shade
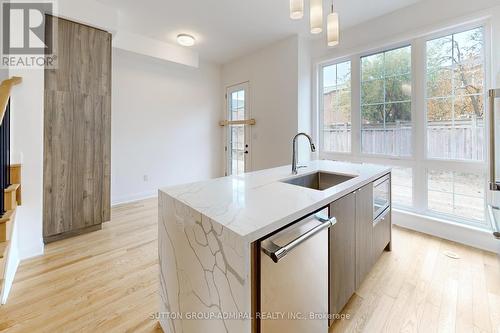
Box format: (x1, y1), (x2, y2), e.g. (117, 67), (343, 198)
(310, 0), (323, 34)
(327, 12), (339, 46)
(290, 0), (304, 19)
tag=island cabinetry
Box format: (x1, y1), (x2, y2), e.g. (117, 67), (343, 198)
(328, 192), (356, 324)
(354, 183), (374, 289)
(373, 208), (391, 258)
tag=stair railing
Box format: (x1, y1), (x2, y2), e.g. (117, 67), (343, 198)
(0, 98), (10, 216)
(0, 77), (21, 217)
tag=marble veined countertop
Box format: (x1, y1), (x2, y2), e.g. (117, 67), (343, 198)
(160, 160), (390, 242)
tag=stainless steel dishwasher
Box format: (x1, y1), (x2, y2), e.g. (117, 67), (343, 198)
(260, 207), (335, 333)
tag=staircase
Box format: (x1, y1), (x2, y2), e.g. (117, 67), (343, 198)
(0, 165), (21, 295)
(0, 77), (22, 303)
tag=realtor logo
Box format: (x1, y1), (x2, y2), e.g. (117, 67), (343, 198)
(1, 1), (56, 68)
(2, 2), (52, 54)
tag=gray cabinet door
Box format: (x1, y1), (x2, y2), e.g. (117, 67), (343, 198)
(329, 192), (356, 324)
(373, 208), (391, 258)
(355, 183), (374, 289)
(43, 16), (111, 243)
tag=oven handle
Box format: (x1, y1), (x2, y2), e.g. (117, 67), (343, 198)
(261, 216), (336, 263)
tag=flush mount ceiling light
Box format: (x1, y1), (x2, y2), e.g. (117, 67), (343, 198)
(309, 0), (323, 34)
(327, 3), (339, 47)
(289, 0), (304, 19)
(177, 34), (195, 47)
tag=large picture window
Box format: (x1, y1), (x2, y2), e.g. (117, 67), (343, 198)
(361, 46), (412, 157)
(318, 25), (488, 229)
(425, 27), (485, 160)
(321, 61), (351, 153)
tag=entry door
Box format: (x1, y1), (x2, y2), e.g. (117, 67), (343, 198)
(226, 83), (250, 176)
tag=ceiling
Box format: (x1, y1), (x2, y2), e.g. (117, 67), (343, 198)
(98, 0), (422, 64)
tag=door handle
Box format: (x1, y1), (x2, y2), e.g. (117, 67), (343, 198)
(261, 216), (336, 263)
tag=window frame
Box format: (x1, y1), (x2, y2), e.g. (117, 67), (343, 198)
(315, 20), (492, 229)
(318, 56), (353, 156)
(423, 24), (488, 163)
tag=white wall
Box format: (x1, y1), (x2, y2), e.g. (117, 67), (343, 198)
(298, 36), (314, 161)
(111, 49), (223, 204)
(221, 36), (302, 171)
(9, 68), (45, 259)
(0, 69), (8, 82)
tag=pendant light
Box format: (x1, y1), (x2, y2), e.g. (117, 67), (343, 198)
(289, 0), (304, 19)
(327, 3), (339, 47)
(310, 0), (323, 34)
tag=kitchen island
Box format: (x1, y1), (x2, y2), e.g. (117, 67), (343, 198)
(158, 160), (391, 333)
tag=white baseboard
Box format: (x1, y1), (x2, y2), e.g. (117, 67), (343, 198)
(393, 209), (500, 254)
(111, 190), (158, 206)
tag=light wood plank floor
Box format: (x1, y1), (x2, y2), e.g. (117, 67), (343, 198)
(0, 198), (498, 333)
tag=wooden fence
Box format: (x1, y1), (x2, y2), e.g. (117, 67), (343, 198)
(323, 118), (484, 160)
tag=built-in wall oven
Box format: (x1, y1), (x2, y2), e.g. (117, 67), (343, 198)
(373, 174), (390, 220)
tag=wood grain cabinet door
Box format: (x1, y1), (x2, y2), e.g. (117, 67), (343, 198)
(355, 183), (374, 289)
(43, 16), (111, 243)
(329, 192), (356, 324)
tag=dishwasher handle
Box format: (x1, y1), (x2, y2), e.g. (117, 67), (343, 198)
(261, 216), (337, 263)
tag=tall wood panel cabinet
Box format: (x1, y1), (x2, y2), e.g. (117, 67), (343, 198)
(43, 16), (111, 243)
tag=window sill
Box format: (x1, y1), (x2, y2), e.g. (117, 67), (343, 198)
(392, 208), (499, 253)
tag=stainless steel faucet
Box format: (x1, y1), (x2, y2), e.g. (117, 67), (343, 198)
(292, 133), (316, 175)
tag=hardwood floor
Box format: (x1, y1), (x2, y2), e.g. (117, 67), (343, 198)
(330, 222), (500, 333)
(0, 198), (161, 333)
(0, 198), (498, 333)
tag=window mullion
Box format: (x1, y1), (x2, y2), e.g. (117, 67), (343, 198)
(351, 55), (362, 157)
(413, 37), (427, 212)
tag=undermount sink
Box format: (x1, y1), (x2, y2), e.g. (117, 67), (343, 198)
(281, 171), (356, 191)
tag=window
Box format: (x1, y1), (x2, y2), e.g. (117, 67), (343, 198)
(321, 61), (351, 153)
(317, 24), (490, 230)
(427, 170), (485, 224)
(391, 167), (413, 207)
(426, 27), (485, 160)
(361, 46), (412, 156)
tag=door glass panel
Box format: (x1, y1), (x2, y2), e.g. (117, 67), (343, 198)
(227, 86), (248, 175)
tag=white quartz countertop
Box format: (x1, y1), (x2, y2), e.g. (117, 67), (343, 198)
(160, 160), (391, 242)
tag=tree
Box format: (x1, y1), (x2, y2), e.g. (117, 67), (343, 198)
(427, 28), (484, 120)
